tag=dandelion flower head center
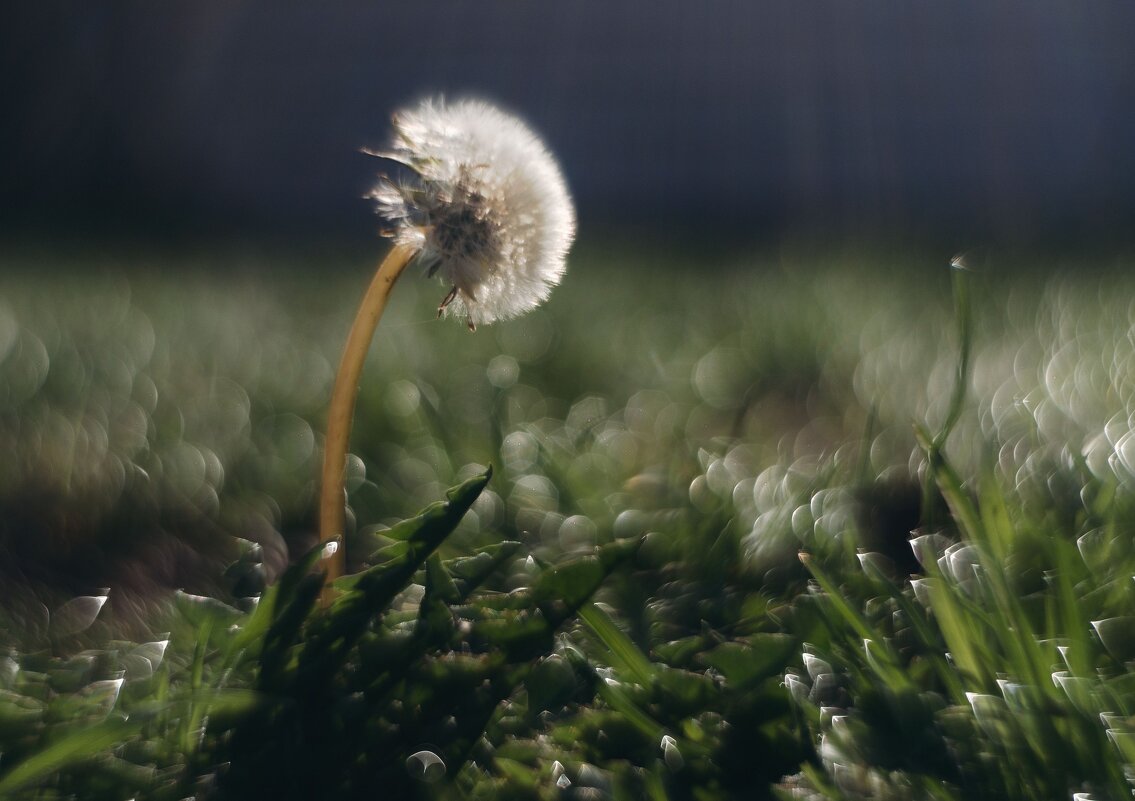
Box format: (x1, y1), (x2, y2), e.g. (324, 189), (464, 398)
(424, 165), (501, 265)
(370, 98), (575, 326)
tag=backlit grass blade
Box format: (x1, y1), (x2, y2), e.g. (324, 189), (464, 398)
(915, 423), (982, 540)
(0, 716), (141, 795)
(918, 562), (989, 689)
(799, 552), (908, 689)
(977, 463), (1015, 563)
(579, 601), (655, 686)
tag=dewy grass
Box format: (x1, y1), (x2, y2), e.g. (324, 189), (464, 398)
(790, 259), (1135, 800)
(318, 97), (575, 590)
(917, 254), (975, 533)
(11, 249), (1135, 797)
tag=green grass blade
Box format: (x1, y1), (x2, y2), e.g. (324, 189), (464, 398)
(448, 540), (523, 602)
(579, 601), (655, 686)
(0, 716), (140, 795)
(800, 552), (909, 689)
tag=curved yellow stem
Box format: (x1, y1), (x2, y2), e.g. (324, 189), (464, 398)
(319, 244), (415, 593)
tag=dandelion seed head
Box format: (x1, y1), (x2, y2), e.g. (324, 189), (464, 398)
(370, 97), (575, 326)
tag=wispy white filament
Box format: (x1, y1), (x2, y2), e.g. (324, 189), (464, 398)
(370, 97), (575, 327)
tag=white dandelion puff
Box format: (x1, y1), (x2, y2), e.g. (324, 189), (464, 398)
(368, 97), (575, 328)
(318, 97), (575, 592)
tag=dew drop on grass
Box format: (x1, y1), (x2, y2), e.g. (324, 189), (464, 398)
(802, 653), (832, 681)
(1099, 712), (1125, 730)
(783, 673), (810, 703)
(511, 474), (558, 511)
(345, 453), (366, 493)
(1076, 528), (1111, 572)
(566, 395), (607, 436)
(688, 474), (715, 513)
(910, 578), (933, 607)
(856, 551), (892, 578)
(135, 639), (170, 672)
(576, 763), (611, 792)
(501, 431), (539, 473)
(1051, 672), (1096, 714)
(693, 345), (745, 409)
(819, 706), (845, 729)
(1105, 729), (1135, 763)
(790, 504), (814, 538)
(50, 593), (108, 637)
(486, 354), (519, 388)
(661, 734), (683, 770)
(558, 514), (596, 550)
(705, 459), (733, 496)
(132, 371), (159, 413)
(613, 509), (648, 539)
(385, 379), (421, 418)
(406, 750), (446, 783)
(82, 677), (124, 715)
(909, 533), (949, 569)
(1091, 617), (1135, 661)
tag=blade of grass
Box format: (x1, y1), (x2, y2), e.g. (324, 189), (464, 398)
(799, 552), (908, 689)
(0, 716), (141, 795)
(578, 602), (655, 686)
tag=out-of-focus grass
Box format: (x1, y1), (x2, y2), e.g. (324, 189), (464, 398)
(3, 240), (1135, 798)
(0, 242), (929, 606)
(0, 244), (1088, 581)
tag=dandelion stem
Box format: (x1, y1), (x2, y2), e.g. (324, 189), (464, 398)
(319, 244), (416, 594)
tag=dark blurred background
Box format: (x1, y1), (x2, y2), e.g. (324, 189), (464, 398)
(3, 1), (1134, 251)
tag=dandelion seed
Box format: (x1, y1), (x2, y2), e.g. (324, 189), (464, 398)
(369, 97), (575, 329)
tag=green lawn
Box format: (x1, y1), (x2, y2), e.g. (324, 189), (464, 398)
(1, 241), (1133, 799)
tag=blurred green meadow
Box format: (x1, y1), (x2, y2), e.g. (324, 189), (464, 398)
(2, 241), (1135, 799)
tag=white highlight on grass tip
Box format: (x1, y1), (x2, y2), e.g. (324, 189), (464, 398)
(802, 653), (832, 681)
(51, 593), (110, 637)
(783, 673), (809, 702)
(406, 750), (446, 783)
(84, 677), (125, 713)
(661, 734), (684, 770)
